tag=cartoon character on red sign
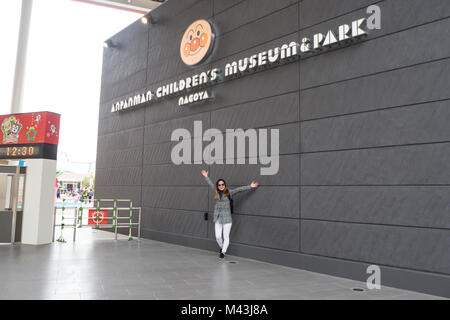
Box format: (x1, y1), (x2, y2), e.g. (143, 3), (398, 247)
(1, 116), (22, 144)
(0, 112), (60, 146)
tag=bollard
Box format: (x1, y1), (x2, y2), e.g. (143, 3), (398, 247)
(57, 199), (66, 243)
(113, 199), (118, 240)
(95, 200), (101, 229)
(128, 200), (133, 241)
(73, 207), (78, 242)
(78, 206), (83, 228)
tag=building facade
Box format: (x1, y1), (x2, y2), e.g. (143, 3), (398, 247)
(96, 0), (450, 297)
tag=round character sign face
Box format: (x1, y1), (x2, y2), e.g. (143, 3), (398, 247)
(180, 19), (214, 66)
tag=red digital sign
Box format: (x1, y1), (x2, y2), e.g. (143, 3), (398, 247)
(0, 111), (60, 146)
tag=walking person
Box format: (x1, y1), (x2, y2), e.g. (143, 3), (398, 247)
(88, 189), (93, 204)
(201, 170), (259, 259)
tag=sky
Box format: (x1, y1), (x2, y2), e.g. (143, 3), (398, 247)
(0, 0), (141, 173)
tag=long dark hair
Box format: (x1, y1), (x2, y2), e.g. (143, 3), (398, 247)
(214, 179), (229, 200)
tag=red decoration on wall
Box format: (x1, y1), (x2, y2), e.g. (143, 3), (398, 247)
(0, 112), (60, 146)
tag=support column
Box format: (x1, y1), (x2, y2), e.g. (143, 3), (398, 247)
(10, 0), (33, 114)
(21, 159), (56, 245)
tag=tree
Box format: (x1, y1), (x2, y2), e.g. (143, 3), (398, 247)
(82, 176), (90, 188)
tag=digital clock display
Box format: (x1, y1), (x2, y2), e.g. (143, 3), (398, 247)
(0, 143), (57, 160)
(0, 145), (40, 157)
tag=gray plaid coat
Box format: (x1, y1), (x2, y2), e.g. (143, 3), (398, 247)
(204, 176), (253, 224)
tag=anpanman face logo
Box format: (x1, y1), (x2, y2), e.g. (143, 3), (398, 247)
(180, 19), (214, 66)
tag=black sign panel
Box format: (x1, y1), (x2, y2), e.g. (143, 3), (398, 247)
(0, 143), (57, 160)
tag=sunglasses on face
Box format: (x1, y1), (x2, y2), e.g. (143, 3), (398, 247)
(218, 184), (225, 187)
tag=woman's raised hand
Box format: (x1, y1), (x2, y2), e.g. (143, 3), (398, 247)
(201, 170), (208, 177)
(251, 181), (259, 188)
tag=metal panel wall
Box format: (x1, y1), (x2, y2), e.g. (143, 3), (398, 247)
(96, 0), (450, 297)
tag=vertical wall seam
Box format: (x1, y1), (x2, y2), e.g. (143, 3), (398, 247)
(140, 21), (151, 233)
(298, 0), (302, 254)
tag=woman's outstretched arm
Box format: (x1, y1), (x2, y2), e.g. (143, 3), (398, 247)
(230, 181), (259, 196)
(201, 170), (215, 191)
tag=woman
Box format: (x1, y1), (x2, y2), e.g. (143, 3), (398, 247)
(201, 169), (259, 259)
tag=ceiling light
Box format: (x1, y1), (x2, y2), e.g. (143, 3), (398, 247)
(141, 16), (149, 24)
(103, 39), (116, 49)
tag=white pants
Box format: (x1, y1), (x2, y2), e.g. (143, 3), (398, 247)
(215, 222), (232, 254)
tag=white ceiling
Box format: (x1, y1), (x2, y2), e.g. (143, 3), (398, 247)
(73, 0), (164, 14)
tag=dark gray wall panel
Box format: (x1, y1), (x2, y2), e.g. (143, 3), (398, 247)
(98, 108), (145, 136)
(100, 17), (149, 104)
(301, 101), (450, 152)
(94, 186), (141, 206)
(301, 0), (450, 40)
(300, 58), (450, 120)
(101, 20), (149, 84)
(141, 207), (206, 238)
(100, 69), (147, 105)
(299, 0), (376, 29)
(95, 166), (142, 186)
(143, 141), (175, 165)
(214, 0), (298, 35)
(302, 143), (450, 186)
(102, 54), (147, 88)
(142, 186), (208, 212)
(142, 163), (206, 186)
(150, 0), (203, 21)
(214, 4), (298, 61)
(374, 0), (450, 35)
(96, 146), (142, 169)
(211, 92), (299, 130)
(97, 127), (143, 150)
(301, 220), (450, 274)
(301, 186), (450, 229)
(300, 17), (450, 89)
(213, 0), (245, 15)
(144, 113), (210, 144)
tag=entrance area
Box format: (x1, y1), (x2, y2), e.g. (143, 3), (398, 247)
(0, 165), (26, 244)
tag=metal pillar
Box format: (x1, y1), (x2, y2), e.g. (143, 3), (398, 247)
(11, 0), (33, 114)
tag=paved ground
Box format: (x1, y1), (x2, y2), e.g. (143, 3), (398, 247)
(0, 232), (446, 300)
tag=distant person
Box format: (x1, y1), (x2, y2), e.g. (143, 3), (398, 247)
(88, 189), (93, 203)
(201, 170), (259, 259)
(57, 188), (61, 199)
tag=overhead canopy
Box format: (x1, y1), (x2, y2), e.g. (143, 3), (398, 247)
(72, 0), (164, 14)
